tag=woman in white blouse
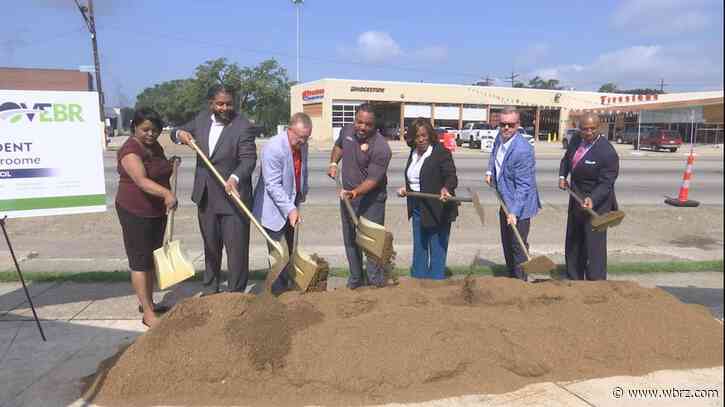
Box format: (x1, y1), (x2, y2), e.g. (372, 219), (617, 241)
(398, 118), (459, 279)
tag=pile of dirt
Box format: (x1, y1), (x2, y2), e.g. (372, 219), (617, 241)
(84, 277), (724, 406)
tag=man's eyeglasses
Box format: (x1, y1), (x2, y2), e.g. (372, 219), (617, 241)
(500, 122), (518, 129)
(581, 127), (597, 132)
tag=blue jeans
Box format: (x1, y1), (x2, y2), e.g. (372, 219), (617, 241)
(410, 204), (451, 279)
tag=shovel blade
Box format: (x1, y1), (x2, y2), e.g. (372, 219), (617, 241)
(264, 238), (290, 293)
(355, 216), (394, 265)
(521, 255), (557, 276)
(468, 188), (485, 227)
(591, 210), (625, 231)
(154, 241), (195, 290)
(291, 246), (325, 292)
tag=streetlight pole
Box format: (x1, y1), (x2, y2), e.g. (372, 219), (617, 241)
(291, 0), (303, 82)
(74, 0), (106, 138)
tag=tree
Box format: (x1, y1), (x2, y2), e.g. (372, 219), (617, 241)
(527, 76), (563, 90)
(135, 79), (198, 126)
(621, 88), (665, 95)
(598, 83), (619, 93)
(238, 59), (292, 136)
(134, 58), (292, 134)
(597, 83), (665, 94)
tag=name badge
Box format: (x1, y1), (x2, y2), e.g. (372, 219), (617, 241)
(346, 136), (354, 141)
(585, 160), (596, 165)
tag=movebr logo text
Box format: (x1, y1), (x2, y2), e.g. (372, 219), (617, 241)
(0, 101), (84, 123)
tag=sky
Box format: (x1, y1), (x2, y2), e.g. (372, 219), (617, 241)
(2, 0), (723, 107)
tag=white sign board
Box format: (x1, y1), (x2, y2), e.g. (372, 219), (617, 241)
(0, 90), (106, 218)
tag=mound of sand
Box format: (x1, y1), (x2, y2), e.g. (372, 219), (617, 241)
(84, 277), (723, 406)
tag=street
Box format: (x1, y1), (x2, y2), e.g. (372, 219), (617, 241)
(103, 149), (725, 207)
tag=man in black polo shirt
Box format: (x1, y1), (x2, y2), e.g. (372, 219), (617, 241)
(327, 103), (393, 288)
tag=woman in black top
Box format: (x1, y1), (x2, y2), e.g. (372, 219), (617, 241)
(398, 118), (458, 279)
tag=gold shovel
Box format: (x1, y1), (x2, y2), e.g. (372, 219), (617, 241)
(565, 186), (625, 232)
(154, 158), (195, 290)
(490, 186), (556, 276)
(186, 140), (289, 294)
(341, 196), (395, 265)
(289, 213), (329, 292)
(403, 187), (485, 227)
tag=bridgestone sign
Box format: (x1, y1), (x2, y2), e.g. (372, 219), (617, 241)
(0, 90), (106, 218)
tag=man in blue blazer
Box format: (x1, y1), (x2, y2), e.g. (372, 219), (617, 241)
(485, 108), (542, 281)
(252, 113), (311, 294)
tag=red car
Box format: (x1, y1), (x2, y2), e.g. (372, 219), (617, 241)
(634, 128), (683, 152)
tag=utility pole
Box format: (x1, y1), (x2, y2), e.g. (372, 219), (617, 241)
(291, 0), (304, 83)
(74, 0), (105, 132)
(658, 78), (668, 93)
(507, 69), (519, 87)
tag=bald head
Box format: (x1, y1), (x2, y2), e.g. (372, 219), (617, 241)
(579, 113), (600, 129)
(579, 113), (600, 142)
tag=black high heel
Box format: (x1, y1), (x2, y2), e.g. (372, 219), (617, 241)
(138, 304), (170, 314)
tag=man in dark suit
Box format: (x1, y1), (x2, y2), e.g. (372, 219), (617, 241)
(559, 113), (619, 281)
(172, 85), (257, 292)
(485, 108), (541, 281)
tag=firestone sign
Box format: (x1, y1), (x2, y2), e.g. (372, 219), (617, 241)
(302, 89), (324, 102)
(601, 94), (658, 105)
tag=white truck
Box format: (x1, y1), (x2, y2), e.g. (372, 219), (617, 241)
(457, 122), (498, 149)
(478, 126), (536, 153)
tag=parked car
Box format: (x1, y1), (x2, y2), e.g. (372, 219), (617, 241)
(458, 122), (497, 149)
(614, 126), (657, 144)
(562, 128), (580, 149)
(517, 127), (536, 147)
(381, 125), (401, 140)
(435, 127), (457, 152)
(635, 128), (683, 152)
(478, 132), (497, 152)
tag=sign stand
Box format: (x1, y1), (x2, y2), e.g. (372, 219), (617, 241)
(0, 216), (46, 341)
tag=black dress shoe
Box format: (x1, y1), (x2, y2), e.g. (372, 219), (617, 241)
(138, 304), (170, 314)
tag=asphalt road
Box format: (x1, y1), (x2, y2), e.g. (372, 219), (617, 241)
(103, 151), (724, 207)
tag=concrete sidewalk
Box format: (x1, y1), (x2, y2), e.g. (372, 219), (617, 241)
(0, 273), (722, 406)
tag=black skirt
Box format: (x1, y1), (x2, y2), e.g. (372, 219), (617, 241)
(116, 203), (167, 272)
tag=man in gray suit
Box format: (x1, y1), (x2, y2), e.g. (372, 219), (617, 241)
(173, 85), (257, 293)
(252, 113), (310, 294)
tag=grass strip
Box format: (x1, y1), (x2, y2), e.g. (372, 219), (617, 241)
(0, 260), (721, 283)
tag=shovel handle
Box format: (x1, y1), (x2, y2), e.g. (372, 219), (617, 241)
(564, 186), (599, 218)
(404, 191), (472, 202)
(341, 196), (359, 227)
(335, 164), (360, 227)
(292, 207), (301, 252)
(162, 158), (181, 246)
(187, 140), (283, 255)
(488, 185), (532, 262)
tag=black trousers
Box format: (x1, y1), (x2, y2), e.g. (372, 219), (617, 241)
(198, 194), (251, 292)
(565, 205), (607, 281)
(498, 209), (531, 281)
(264, 222), (294, 293)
